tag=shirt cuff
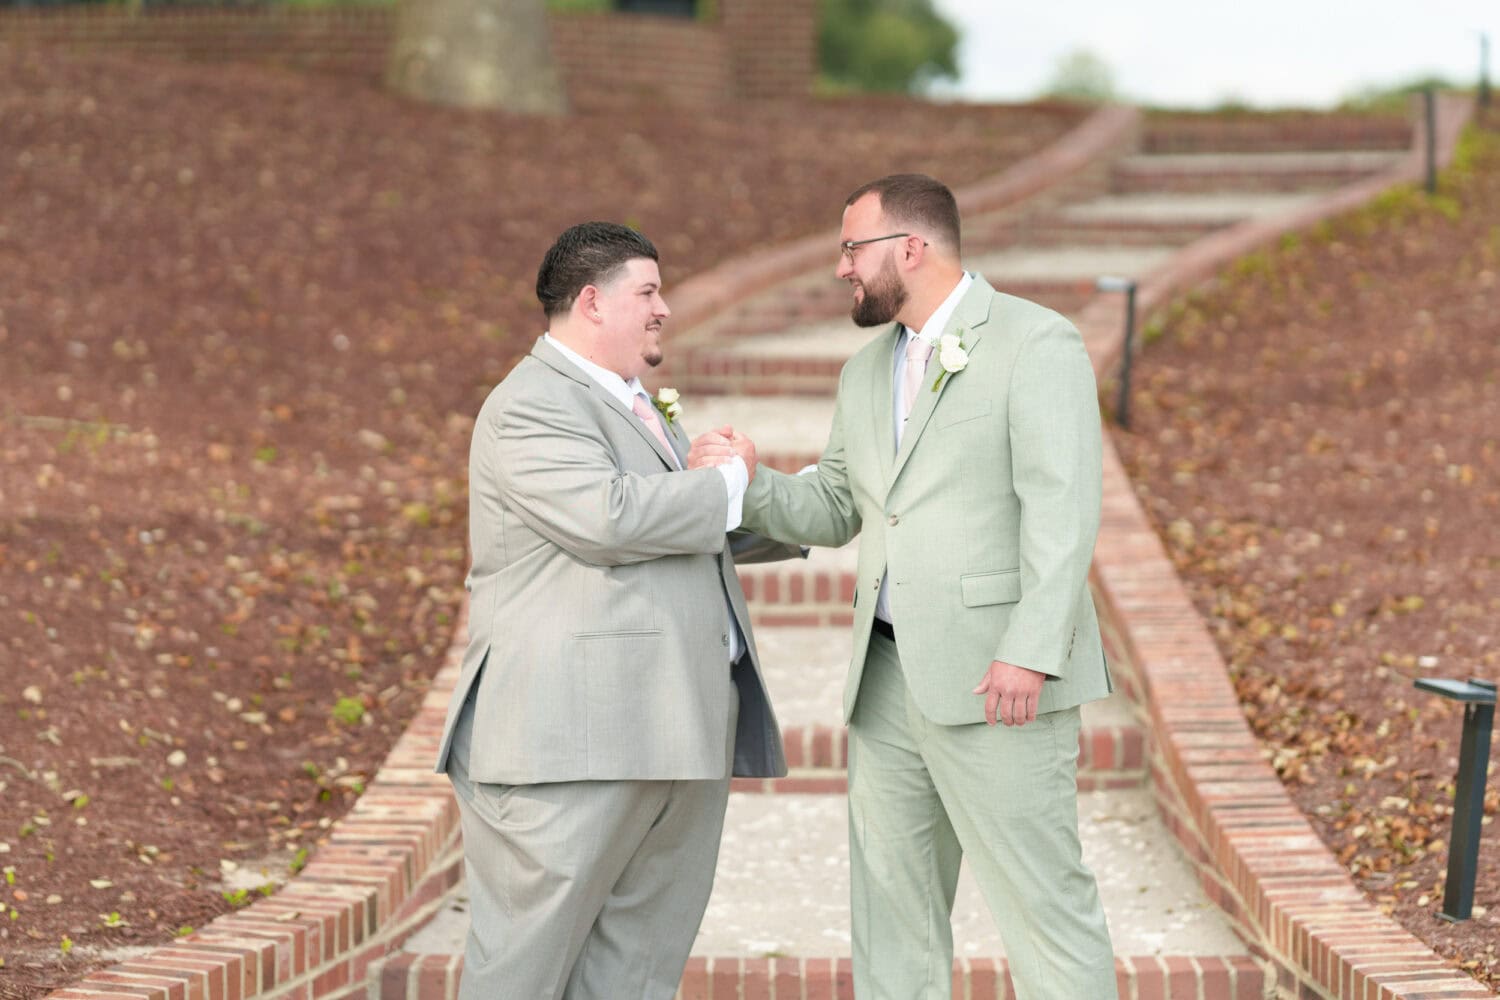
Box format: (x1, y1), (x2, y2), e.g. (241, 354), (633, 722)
(718, 456), (748, 531)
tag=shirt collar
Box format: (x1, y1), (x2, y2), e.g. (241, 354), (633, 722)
(544, 333), (647, 409)
(900, 272), (974, 348)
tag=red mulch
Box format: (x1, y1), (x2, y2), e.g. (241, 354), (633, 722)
(1114, 120), (1500, 989)
(0, 42), (1086, 997)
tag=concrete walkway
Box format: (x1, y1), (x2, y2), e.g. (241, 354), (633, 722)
(387, 115), (1422, 1000)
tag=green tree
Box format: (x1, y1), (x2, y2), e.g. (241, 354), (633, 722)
(819, 0), (960, 95)
(1041, 48), (1117, 103)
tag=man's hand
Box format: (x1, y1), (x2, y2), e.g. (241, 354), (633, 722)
(729, 431), (757, 484)
(972, 660), (1046, 727)
(688, 426), (736, 470)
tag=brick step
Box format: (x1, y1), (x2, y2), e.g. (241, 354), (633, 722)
(1112, 170), (1355, 194)
(372, 951), (1266, 999)
(681, 275), (1095, 344)
(738, 544), (855, 627)
(981, 279), (1095, 316)
(967, 216), (1221, 248)
(1110, 150), (1402, 194)
(1051, 191), (1325, 230)
(1142, 115), (1410, 154)
(384, 788), (1262, 999)
(663, 284), (1097, 399)
(688, 285), (856, 343)
(731, 719), (1147, 794)
(655, 348), (845, 399)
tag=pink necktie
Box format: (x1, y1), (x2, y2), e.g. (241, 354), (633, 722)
(900, 336), (933, 425)
(631, 394), (676, 462)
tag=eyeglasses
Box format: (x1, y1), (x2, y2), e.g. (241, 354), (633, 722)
(839, 232), (915, 263)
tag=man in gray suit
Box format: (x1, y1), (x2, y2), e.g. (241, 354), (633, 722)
(433, 222), (795, 999)
(737, 175), (1117, 999)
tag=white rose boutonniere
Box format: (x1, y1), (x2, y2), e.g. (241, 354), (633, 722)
(931, 332), (969, 391)
(652, 387), (683, 424)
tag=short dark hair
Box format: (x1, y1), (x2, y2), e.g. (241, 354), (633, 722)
(845, 174), (960, 255)
(536, 222), (659, 318)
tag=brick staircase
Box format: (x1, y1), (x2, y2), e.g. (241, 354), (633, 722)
(364, 112), (1429, 1000)
(45, 96), (1495, 1000)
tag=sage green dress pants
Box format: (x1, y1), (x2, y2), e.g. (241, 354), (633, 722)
(848, 632), (1117, 1000)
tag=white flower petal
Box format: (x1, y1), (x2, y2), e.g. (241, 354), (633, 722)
(940, 345), (969, 372)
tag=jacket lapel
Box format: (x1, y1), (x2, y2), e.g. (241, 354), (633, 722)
(889, 279), (996, 485)
(531, 338), (680, 471)
(871, 323), (902, 485)
(664, 415), (689, 468)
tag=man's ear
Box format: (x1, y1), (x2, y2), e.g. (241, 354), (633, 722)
(577, 284), (602, 322)
(901, 235), (927, 270)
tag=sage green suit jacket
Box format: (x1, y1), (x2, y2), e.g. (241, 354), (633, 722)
(741, 277), (1112, 725)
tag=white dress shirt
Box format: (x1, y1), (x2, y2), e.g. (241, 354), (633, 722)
(875, 272), (973, 626)
(545, 334), (748, 662)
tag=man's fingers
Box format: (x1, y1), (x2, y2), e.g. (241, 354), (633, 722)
(985, 689), (1000, 727)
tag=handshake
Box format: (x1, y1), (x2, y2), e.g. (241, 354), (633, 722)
(687, 426), (758, 482)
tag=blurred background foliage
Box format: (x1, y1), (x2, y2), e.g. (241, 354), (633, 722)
(817, 0), (958, 94)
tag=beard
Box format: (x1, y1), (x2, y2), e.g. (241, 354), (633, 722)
(850, 255), (907, 328)
(642, 326), (663, 368)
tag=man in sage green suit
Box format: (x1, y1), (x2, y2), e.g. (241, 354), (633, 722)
(737, 175), (1118, 999)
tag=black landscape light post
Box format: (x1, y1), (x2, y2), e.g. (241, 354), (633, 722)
(1096, 275), (1139, 430)
(1424, 86), (1438, 195)
(1481, 33), (1492, 111)
(1412, 676), (1496, 922)
(616, 0), (696, 15)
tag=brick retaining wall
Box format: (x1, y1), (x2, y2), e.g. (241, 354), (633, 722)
(0, 1), (812, 106)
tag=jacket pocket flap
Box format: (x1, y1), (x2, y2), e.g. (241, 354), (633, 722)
(960, 570), (1021, 607)
(935, 399), (992, 428)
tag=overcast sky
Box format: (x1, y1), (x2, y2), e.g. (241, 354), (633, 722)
(929, 1), (1497, 108)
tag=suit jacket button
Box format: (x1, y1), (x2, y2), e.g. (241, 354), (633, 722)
(887, 514), (899, 526)
(721, 634), (730, 647)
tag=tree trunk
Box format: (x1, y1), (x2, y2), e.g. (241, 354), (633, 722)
(386, 0), (567, 114)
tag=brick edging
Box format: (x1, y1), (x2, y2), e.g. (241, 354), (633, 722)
(776, 722), (1143, 772)
(43, 100), (1144, 1000)
(48, 608), (469, 1000)
(369, 952), (1266, 1000)
(1085, 96), (1494, 999)
(665, 103), (1142, 333)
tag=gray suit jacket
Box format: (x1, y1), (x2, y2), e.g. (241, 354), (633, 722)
(434, 338), (794, 784)
(741, 278), (1112, 724)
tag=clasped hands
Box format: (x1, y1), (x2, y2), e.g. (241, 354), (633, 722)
(687, 425), (757, 482)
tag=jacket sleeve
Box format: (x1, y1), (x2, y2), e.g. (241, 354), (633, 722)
(740, 372), (862, 548)
(485, 386), (730, 567)
(992, 317), (1103, 678)
(727, 529), (808, 565)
